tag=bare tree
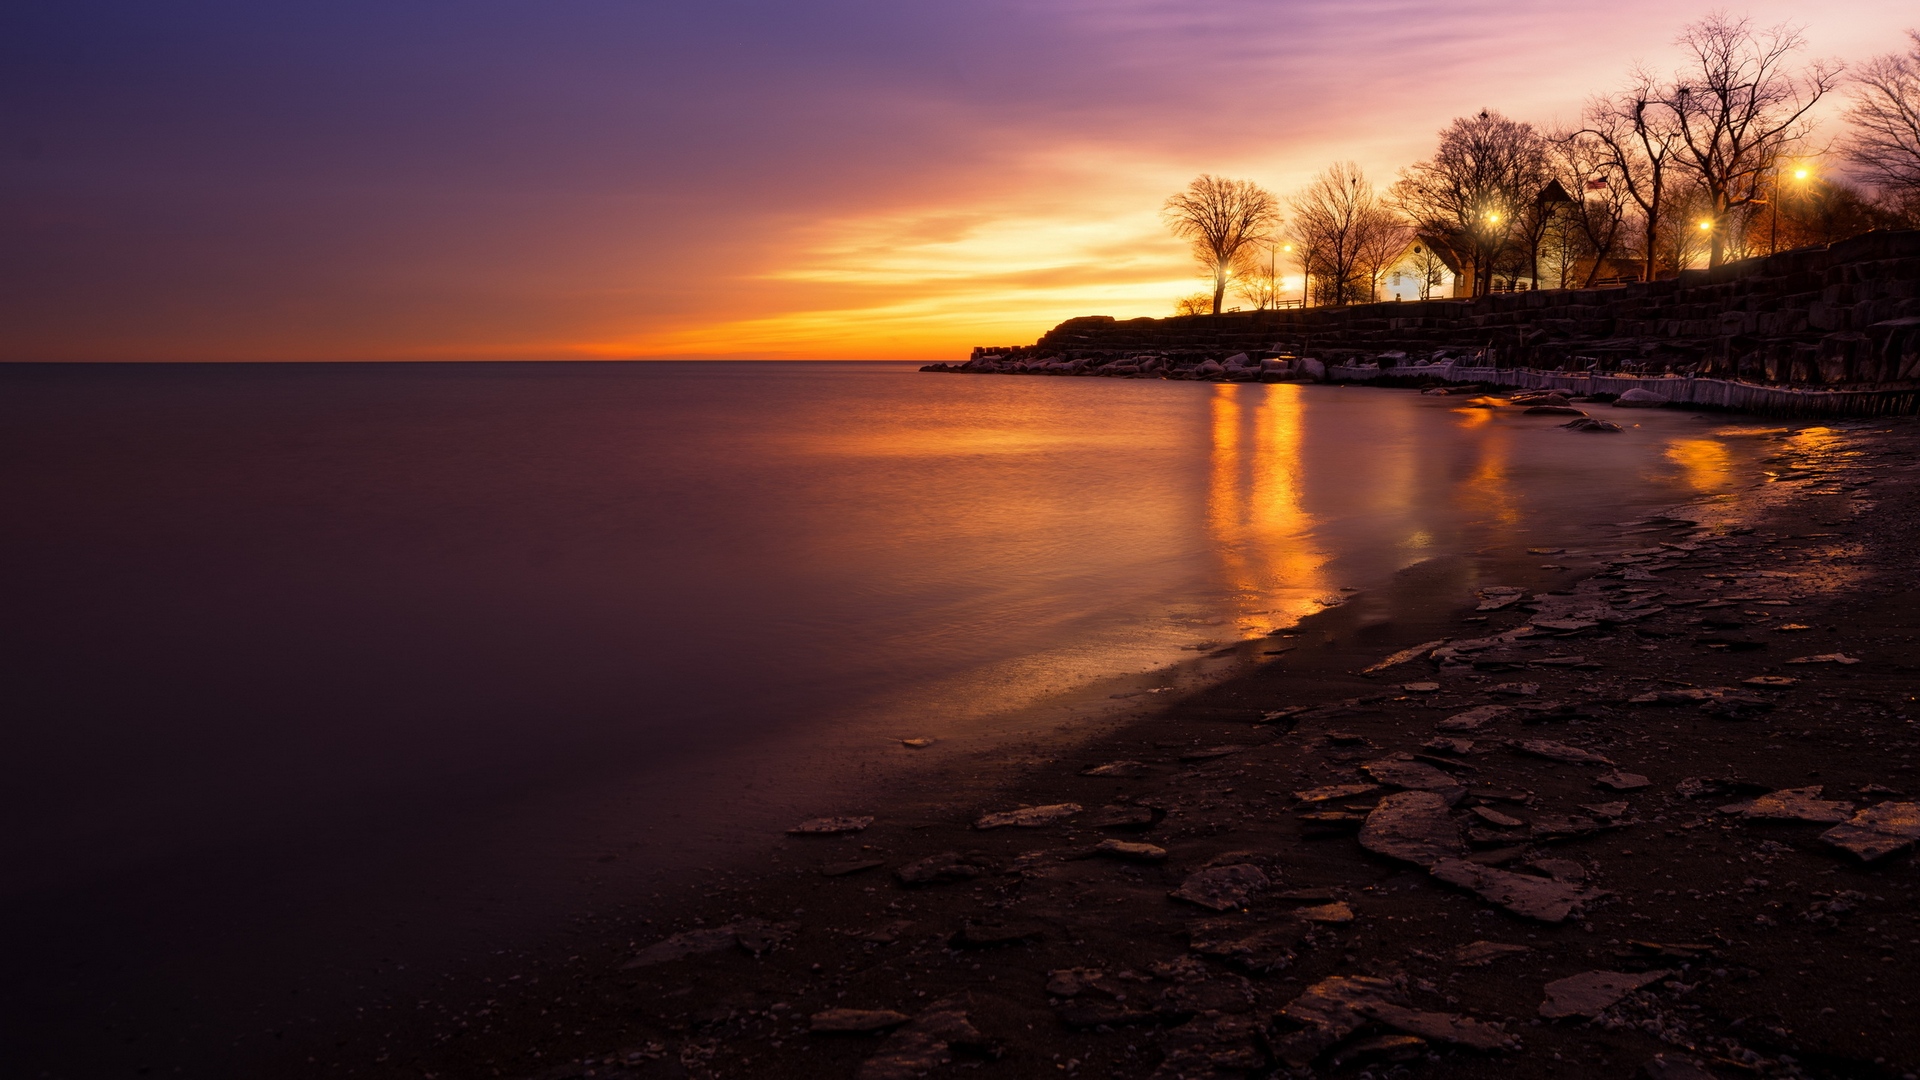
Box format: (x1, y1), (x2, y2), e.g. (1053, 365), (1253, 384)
(1548, 126), (1633, 285)
(1577, 73), (1683, 282)
(1391, 111), (1549, 296)
(1841, 30), (1920, 222)
(1163, 176), (1282, 315)
(1663, 14), (1841, 266)
(1287, 163), (1405, 306)
(1407, 242), (1453, 299)
(1231, 241), (1283, 310)
(1173, 293), (1213, 317)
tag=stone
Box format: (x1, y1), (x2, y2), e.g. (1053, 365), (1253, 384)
(1359, 791), (1461, 865)
(1361, 639), (1448, 675)
(1597, 771), (1651, 790)
(1820, 802), (1920, 862)
(622, 918), (791, 968)
(1186, 918), (1301, 973)
(1742, 786), (1854, 824)
(899, 738), (934, 748)
(1423, 737), (1475, 754)
(821, 858), (887, 877)
(1170, 864), (1270, 911)
(1470, 805), (1526, 828)
(856, 996), (986, 1080)
(1178, 745), (1249, 762)
(1539, 970), (1674, 1018)
(1742, 675), (1798, 687)
(1362, 758), (1463, 791)
(1451, 941), (1531, 967)
(1293, 783), (1381, 803)
(1612, 387), (1669, 407)
(1272, 976), (1506, 1068)
(1081, 760), (1151, 777)
(1437, 704), (1511, 732)
(1477, 588), (1525, 612)
(788, 816), (874, 835)
(1511, 739), (1615, 766)
(895, 851), (995, 885)
(1403, 681), (1442, 692)
(1786, 653), (1861, 665)
(973, 803), (1080, 829)
(1491, 682), (1541, 696)
(855, 919), (916, 944)
(1091, 838), (1167, 862)
(1579, 801), (1630, 819)
(1044, 968), (1106, 997)
(1152, 1014), (1267, 1076)
(1085, 804), (1157, 829)
(1428, 859), (1604, 922)
(1294, 901), (1355, 923)
(1528, 858), (1588, 882)
(810, 1009), (911, 1033)
(1565, 417), (1625, 432)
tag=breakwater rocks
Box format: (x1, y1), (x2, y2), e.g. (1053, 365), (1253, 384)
(923, 229), (1920, 394)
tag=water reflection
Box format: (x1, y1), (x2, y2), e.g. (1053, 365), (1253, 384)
(1666, 438), (1735, 492)
(1206, 384), (1329, 635)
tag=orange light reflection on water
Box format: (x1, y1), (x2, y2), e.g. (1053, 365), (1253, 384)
(1664, 437), (1735, 492)
(1206, 384), (1329, 635)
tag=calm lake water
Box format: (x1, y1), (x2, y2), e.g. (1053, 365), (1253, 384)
(0, 361), (1765, 1073)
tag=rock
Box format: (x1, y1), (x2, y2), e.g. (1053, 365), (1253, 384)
(1470, 805), (1526, 828)
(1564, 417), (1624, 432)
(1742, 786), (1854, 824)
(1427, 859), (1604, 922)
(1612, 387), (1669, 408)
(811, 1008), (911, 1033)
(1170, 864), (1271, 911)
(788, 816), (874, 835)
(1742, 675), (1798, 686)
(1786, 653), (1861, 665)
(1477, 587), (1525, 612)
(899, 738), (934, 748)
(973, 803), (1080, 829)
(1091, 838), (1167, 862)
(1179, 745), (1249, 762)
(1294, 901), (1355, 923)
(856, 996), (987, 1080)
(895, 851), (995, 885)
(1159, 974), (1258, 1016)
(1511, 739), (1614, 766)
(1491, 681), (1541, 696)
(1359, 791), (1461, 865)
(1597, 771), (1651, 790)
(1272, 976), (1506, 1068)
(1423, 737), (1475, 754)
(1438, 705), (1510, 732)
(1450, 941), (1530, 967)
(1539, 970), (1674, 1019)
(821, 858), (887, 877)
(1403, 681), (1441, 692)
(1820, 802), (1920, 861)
(622, 919), (792, 968)
(1362, 758), (1463, 791)
(1640, 1055), (1719, 1080)
(1186, 918), (1301, 973)
(950, 921), (1044, 948)
(1085, 804), (1158, 829)
(1294, 783), (1381, 803)
(1330, 1035), (1428, 1069)
(1044, 968), (1107, 996)
(855, 919), (917, 944)
(1081, 760), (1150, 777)
(1579, 801), (1630, 819)
(1152, 1014), (1267, 1077)
(1528, 858), (1588, 882)
(1362, 639), (1449, 674)
(1527, 404), (1586, 415)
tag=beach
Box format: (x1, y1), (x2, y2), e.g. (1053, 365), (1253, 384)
(296, 414), (1920, 1080)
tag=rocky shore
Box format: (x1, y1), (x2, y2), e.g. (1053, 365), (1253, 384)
(922, 230), (1920, 393)
(282, 413), (1920, 1080)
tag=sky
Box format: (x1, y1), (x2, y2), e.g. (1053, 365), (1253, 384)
(1, 1), (1910, 362)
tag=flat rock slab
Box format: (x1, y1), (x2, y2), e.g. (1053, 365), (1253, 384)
(1273, 976), (1505, 1068)
(622, 918), (792, 968)
(1091, 838), (1167, 862)
(1361, 640), (1448, 674)
(1786, 653), (1861, 665)
(1451, 941), (1531, 967)
(1820, 802), (1920, 862)
(856, 996), (983, 1080)
(1539, 970), (1674, 1018)
(1187, 919), (1301, 973)
(1179, 745), (1250, 762)
(1294, 901), (1355, 923)
(821, 858), (887, 877)
(811, 1008), (911, 1033)
(1511, 739), (1615, 766)
(1081, 760), (1150, 777)
(896, 851), (996, 885)
(1362, 759), (1462, 791)
(789, 816), (875, 835)
(1428, 859), (1603, 922)
(1085, 804), (1157, 829)
(1295, 783), (1381, 803)
(1742, 786), (1854, 824)
(1359, 791), (1461, 865)
(1597, 771), (1651, 790)
(1438, 705), (1511, 732)
(1170, 864), (1270, 911)
(973, 803), (1080, 829)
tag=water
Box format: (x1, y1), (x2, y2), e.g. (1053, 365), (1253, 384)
(0, 361), (1765, 1072)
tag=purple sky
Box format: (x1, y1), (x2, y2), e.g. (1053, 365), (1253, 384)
(2, 1), (1907, 360)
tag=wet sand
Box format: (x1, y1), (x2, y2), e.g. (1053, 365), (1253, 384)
(280, 417), (1919, 1080)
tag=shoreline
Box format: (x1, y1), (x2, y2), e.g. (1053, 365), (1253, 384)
(253, 415), (1920, 1080)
